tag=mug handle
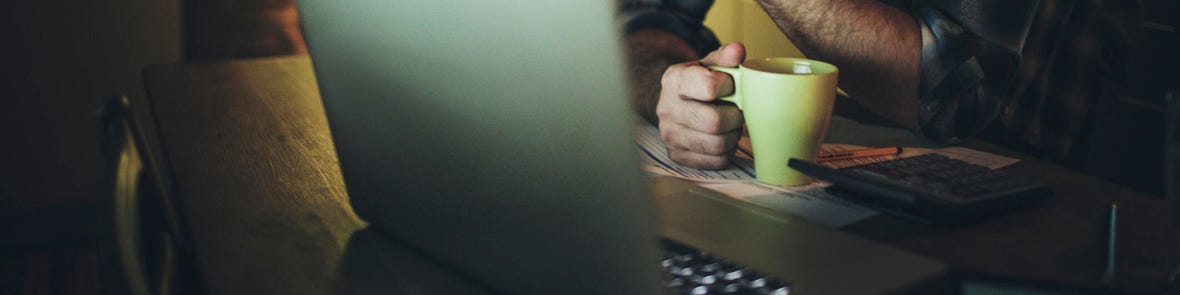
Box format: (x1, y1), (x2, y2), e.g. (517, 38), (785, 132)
(708, 65), (742, 110)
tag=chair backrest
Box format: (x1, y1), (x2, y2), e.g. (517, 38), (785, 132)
(97, 94), (199, 295)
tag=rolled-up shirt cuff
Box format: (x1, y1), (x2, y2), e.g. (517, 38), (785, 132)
(913, 8), (1006, 144)
(618, 2), (721, 57)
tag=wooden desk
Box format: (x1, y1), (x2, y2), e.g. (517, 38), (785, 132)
(143, 55), (1176, 293)
(844, 138), (1175, 293)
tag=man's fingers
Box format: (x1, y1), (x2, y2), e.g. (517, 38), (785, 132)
(660, 99), (743, 135)
(712, 103), (744, 134)
(652, 42), (749, 170)
(700, 42), (746, 68)
(666, 148), (730, 170)
(660, 122), (742, 162)
(662, 62), (735, 101)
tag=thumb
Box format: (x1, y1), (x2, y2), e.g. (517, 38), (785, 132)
(700, 42), (746, 67)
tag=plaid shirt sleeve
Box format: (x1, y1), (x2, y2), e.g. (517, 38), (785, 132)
(910, 0), (1140, 164)
(909, 1), (1042, 144)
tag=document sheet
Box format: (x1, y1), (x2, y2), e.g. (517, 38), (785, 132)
(635, 123), (1019, 228)
(636, 124), (879, 227)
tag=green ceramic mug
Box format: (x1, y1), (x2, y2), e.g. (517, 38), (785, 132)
(710, 57), (838, 186)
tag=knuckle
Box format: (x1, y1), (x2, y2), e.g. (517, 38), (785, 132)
(660, 130), (673, 144)
(661, 63), (691, 88)
(660, 70), (676, 88)
(658, 125), (678, 144)
(655, 100), (673, 119)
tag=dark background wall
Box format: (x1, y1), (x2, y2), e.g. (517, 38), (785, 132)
(0, 1), (182, 211)
(0, 1), (304, 292)
(0, 0), (306, 212)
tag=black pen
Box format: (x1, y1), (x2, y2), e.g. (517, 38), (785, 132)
(1103, 202), (1117, 283)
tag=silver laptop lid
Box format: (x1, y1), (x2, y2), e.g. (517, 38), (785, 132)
(298, 1), (663, 294)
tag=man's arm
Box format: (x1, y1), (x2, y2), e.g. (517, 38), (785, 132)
(755, 0), (922, 130)
(619, 0), (746, 169)
(623, 29), (700, 124)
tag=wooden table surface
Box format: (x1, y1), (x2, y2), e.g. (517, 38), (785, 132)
(845, 138), (1175, 293)
(142, 55), (1178, 294)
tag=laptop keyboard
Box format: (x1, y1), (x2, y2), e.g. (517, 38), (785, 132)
(661, 239), (791, 295)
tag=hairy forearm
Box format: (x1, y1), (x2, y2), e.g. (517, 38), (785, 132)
(623, 29), (700, 124)
(755, 0), (921, 129)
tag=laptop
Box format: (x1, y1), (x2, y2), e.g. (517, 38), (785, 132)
(297, 0), (945, 294)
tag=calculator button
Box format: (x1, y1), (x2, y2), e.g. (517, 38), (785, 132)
(667, 277), (687, 288)
(692, 274), (718, 285)
(766, 286), (791, 295)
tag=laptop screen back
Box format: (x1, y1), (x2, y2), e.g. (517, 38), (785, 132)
(297, 1), (663, 294)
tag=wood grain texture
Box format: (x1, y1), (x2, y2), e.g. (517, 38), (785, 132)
(143, 55), (364, 294)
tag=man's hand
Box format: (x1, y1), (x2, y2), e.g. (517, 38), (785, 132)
(656, 43), (747, 169)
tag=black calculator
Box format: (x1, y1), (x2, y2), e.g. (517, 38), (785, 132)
(789, 153), (1052, 225)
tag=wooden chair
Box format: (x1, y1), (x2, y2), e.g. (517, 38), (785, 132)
(96, 95), (200, 295)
